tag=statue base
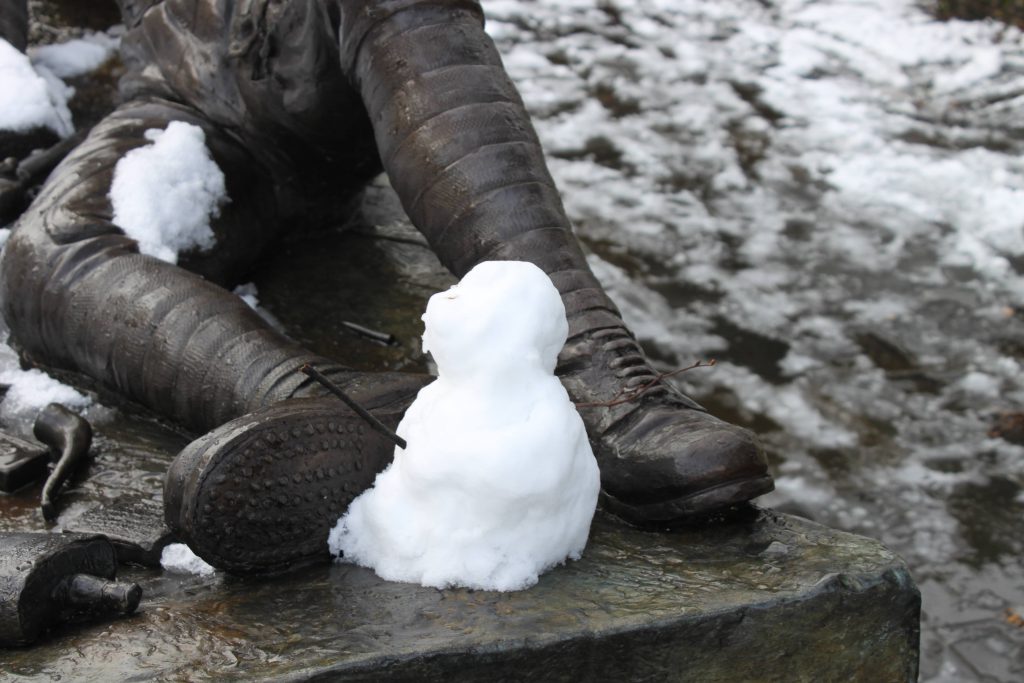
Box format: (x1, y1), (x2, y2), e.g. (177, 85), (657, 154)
(2, 507), (919, 681)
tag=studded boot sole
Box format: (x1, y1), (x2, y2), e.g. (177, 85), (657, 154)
(164, 397), (405, 575)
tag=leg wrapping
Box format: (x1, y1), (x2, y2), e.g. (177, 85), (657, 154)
(0, 99), (343, 433)
(340, 0), (622, 333)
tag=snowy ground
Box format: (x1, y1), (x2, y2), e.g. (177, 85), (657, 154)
(1, 0), (1022, 678)
(485, 0), (1024, 679)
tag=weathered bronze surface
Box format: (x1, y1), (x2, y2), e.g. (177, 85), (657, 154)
(33, 404), (93, 521)
(0, 431), (49, 493)
(61, 497), (172, 568)
(0, 533), (140, 647)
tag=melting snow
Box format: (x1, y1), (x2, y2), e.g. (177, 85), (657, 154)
(0, 364), (91, 426)
(233, 282), (285, 331)
(28, 31), (118, 79)
(0, 38), (72, 137)
(0, 0), (1018, 675)
(0, 30), (118, 139)
(233, 282), (261, 310)
(160, 543), (216, 577)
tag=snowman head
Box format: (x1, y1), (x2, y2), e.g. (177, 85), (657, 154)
(422, 261), (568, 382)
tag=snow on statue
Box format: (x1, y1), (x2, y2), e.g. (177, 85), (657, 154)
(328, 260), (600, 591)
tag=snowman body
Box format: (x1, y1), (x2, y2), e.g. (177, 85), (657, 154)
(328, 261), (600, 591)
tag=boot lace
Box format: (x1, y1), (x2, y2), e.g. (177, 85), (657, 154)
(575, 327), (714, 408)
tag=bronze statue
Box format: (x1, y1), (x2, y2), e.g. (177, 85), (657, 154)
(0, 0), (772, 574)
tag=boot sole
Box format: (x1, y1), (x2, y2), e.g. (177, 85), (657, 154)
(601, 474), (775, 524)
(164, 399), (402, 575)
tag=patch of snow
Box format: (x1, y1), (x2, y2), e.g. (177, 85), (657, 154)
(232, 282), (285, 331)
(0, 365), (91, 426)
(233, 282), (261, 310)
(109, 121), (228, 264)
(771, 473), (835, 509)
(933, 47), (1002, 93)
(28, 31), (119, 79)
(160, 543), (216, 577)
(0, 38), (73, 137)
(707, 364), (859, 449)
(778, 350), (821, 377)
(843, 298), (910, 323)
(330, 262), (600, 591)
(957, 371), (1001, 398)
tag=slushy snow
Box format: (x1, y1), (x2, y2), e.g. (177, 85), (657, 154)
(233, 282), (285, 330)
(0, 38), (72, 137)
(160, 543), (216, 577)
(109, 121), (227, 264)
(329, 261), (600, 591)
(0, 365), (91, 428)
(28, 32), (118, 79)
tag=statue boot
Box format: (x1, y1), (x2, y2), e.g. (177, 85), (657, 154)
(163, 378), (429, 576)
(557, 322), (772, 522)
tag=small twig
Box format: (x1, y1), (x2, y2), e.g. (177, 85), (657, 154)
(299, 364), (407, 449)
(575, 359), (716, 408)
(341, 320), (397, 346)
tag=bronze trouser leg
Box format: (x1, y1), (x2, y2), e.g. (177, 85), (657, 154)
(0, 98), (350, 434)
(339, 0), (624, 339)
(335, 2), (771, 521)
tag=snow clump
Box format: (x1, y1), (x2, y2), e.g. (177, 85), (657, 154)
(109, 121), (227, 264)
(329, 261), (600, 591)
(160, 543), (216, 577)
(28, 31), (119, 79)
(0, 354), (91, 428)
(0, 38), (73, 137)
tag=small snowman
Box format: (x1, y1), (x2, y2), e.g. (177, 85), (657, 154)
(328, 260), (600, 591)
